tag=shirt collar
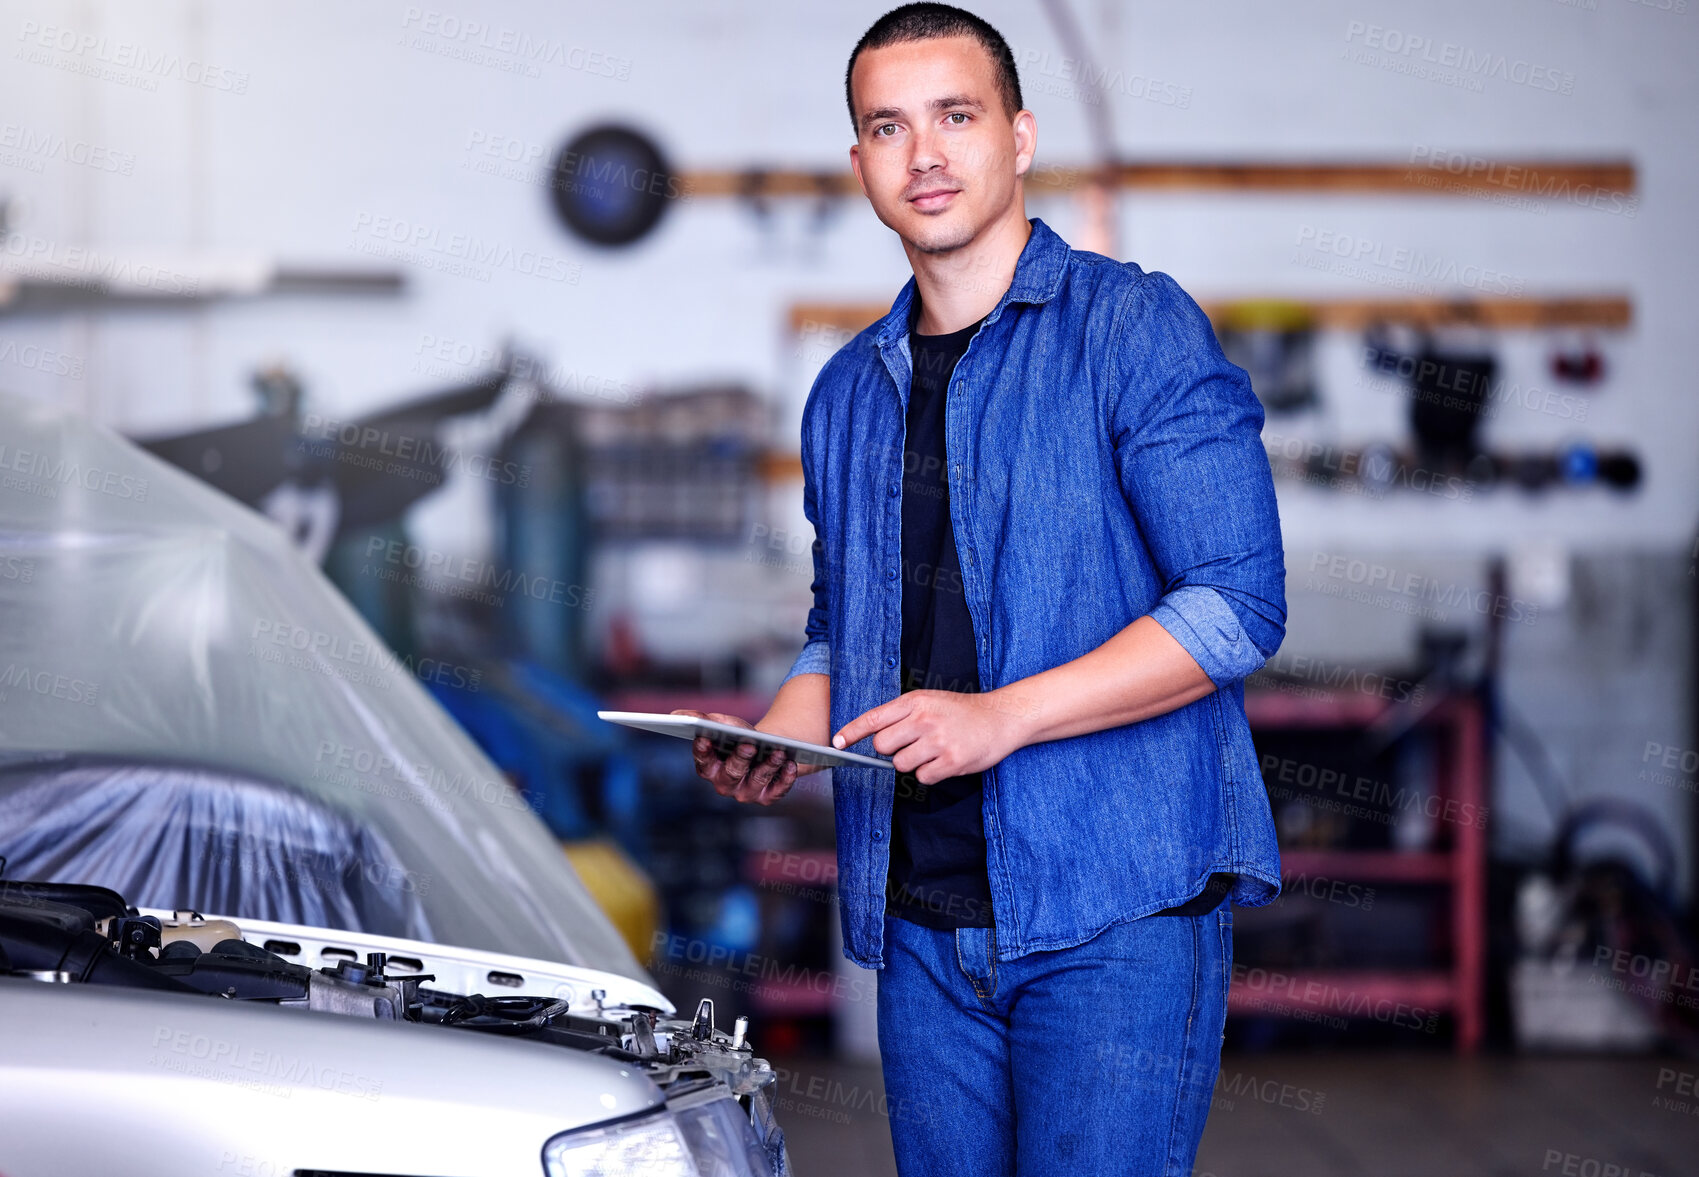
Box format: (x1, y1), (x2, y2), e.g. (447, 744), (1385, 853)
(874, 216), (1068, 348)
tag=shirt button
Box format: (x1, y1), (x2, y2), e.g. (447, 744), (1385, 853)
(888, 482), (899, 496)
(872, 829), (883, 841)
(887, 568), (898, 581)
(885, 656), (897, 668)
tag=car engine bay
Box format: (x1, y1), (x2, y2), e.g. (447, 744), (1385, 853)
(0, 873), (790, 1176)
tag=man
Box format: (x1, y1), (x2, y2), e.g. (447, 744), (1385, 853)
(678, 5), (1286, 1174)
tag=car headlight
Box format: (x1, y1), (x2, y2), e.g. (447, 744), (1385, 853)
(542, 1108), (699, 1177)
(673, 1094), (776, 1177)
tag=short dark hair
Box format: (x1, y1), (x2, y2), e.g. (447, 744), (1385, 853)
(845, 3), (1024, 132)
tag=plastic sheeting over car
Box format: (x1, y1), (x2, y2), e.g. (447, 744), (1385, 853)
(0, 391), (649, 982)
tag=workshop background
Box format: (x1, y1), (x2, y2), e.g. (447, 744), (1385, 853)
(3, 0), (1696, 1173)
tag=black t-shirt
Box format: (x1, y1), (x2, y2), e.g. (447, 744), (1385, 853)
(884, 303), (996, 930)
(880, 300), (1234, 927)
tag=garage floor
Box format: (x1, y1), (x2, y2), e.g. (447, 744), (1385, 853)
(769, 1053), (1699, 1176)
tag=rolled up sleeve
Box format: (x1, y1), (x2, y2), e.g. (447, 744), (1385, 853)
(1109, 271), (1287, 687)
(782, 638), (831, 684)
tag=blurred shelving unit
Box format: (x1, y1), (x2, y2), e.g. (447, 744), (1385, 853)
(1240, 689), (1487, 1053)
(742, 848), (840, 1019)
(612, 684), (1489, 1052)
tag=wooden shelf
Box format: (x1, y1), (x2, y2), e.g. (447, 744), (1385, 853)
(757, 451), (805, 482)
(787, 294), (1632, 337)
(0, 265), (404, 317)
(682, 158), (1634, 200)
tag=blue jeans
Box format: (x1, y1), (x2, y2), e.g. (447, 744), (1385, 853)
(875, 905), (1233, 1177)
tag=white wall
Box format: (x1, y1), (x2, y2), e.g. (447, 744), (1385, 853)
(1, 0), (1694, 551)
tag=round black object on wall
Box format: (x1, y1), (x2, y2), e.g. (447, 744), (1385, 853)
(550, 125), (673, 247)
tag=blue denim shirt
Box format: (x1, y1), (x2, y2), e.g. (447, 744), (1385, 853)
(783, 217), (1286, 969)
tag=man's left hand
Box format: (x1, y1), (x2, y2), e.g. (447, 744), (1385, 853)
(833, 689), (1027, 784)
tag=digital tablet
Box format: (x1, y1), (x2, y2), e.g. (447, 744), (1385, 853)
(596, 711), (895, 770)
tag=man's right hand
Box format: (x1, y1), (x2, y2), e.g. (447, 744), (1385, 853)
(672, 710), (823, 806)
(673, 673), (830, 807)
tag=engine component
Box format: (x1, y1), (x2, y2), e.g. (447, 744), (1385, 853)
(0, 877), (789, 1175)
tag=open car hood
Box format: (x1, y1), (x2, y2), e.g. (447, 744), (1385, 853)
(0, 390), (648, 982)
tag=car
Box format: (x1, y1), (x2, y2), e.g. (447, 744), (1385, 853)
(0, 391), (793, 1176)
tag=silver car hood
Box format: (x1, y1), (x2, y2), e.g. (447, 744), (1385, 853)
(0, 976), (665, 1177)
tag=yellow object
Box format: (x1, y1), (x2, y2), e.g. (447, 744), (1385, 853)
(562, 836), (662, 964)
(1212, 299), (1316, 333)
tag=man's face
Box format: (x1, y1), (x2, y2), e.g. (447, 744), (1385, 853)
(848, 35), (1035, 255)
